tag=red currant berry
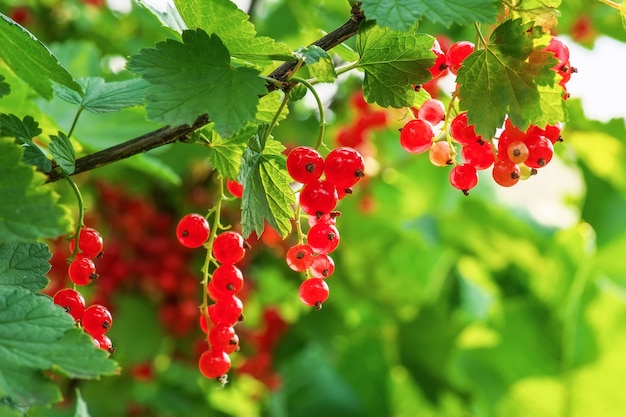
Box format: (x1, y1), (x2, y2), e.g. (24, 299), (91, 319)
(506, 140), (529, 164)
(209, 325), (239, 353)
(212, 231), (247, 264)
(544, 37), (570, 70)
(450, 113), (481, 146)
(449, 163), (478, 195)
(299, 278), (330, 309)
(492, 160), (521, 187)
(93, 333), (115, 354)
(226, 179), (243, 198)
(428, 39), (448, 79)
(210, 264), (244, 298)
(176, 213), (210, 248)
(82, 304), (113, 336)
(417, 99), (445, 125)
(198, 349), (231, 379)
(400, 119), (434, 154)
(53, 288), (85, 321)
(429, 141), (454, 166)
(69, 227), (103, 259)
(68, 256), (98, 286)
(299, 180), (338, 217)
(310, 254), (335, 278)
(461, 142), (494, 170)
(286, 146), (325, 184)
(199, 313), (211, 333)
(525, 135), (554, 168)
(209, 296), (244, 327)
(307, 223), (340, 254)
(286, 244), (315, 272)
(445, 41), (475, 75)
(324, 147), (365, 189)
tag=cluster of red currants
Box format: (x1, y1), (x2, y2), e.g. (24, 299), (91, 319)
(284, 145), (365, 309)
(176, 214), (249, 381)
(400, 36), (571, 194)
(52, 226), (114, 353)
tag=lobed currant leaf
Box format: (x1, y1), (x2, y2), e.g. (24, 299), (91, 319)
(127, 29), (267, 138)
(0, 141), (72, 242)
(294, 46), (336, 83)
(0, 288), (118, 406)
(0, 15), (82, 100)
(238, 127), (295, 239)
(360, 0), (498, 32)
(173, 0), (293, 69)
(0, 242), (50, 292)
(48, 132), (75, 175)
(54, 76), (148, 114)
(456, 19), (565, 138)
(0, 113), (50, 172)
(356, 21), (434, 108)
(136, 0), (187, 33)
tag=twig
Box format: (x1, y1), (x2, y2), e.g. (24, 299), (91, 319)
(45, 6), (365, 183)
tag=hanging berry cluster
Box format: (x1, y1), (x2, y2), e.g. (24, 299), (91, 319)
(400, 36), (573, 195)
(284, 145), (365, 309)
(53, 226), (115, 354)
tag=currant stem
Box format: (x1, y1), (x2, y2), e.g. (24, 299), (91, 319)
(264, 90), (290, 144)
(290, 76), (327, 150)
(200, 177), (227, 347)
(597, 0), (622, 9)
(64, 174), (85, 263)
(67, 107), (84, 139)
(474, 23), (489, 49)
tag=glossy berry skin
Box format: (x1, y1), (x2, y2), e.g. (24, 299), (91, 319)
(211, 264), (244, 298)
(446, 41), (475, 75)
(93, 333), (114, 354)
(53, 288), (85, 321)
(307, 223), (340, 254)
(461, 142), (494, 170)
(176, 214), (210, 248)
(286, 146), (325, 184)
(226, 180), (243, 198)
(506, 141), (529, 164)
(198, 349), (231, 379)
(417, 99), (445, 126)
(299, 180), (338, 217)
(310, 254), (335, 278)
(400, 119), (434, 154)
(299, 278), (330, 309)
(449, 164), (479, 194)
(69, 227), (103, 259)
(324, 147), (365, 189)
(82, 304), (113, 336)
(492, 160), (521, 187)
(450, 113), (481, 145)
(544, 37), (570, 70)
(286, 244), (315, 272)
(209, 296), (243, 326)
(212, 231), (247, 264)
(429, 141), (454, 166)
(68, 256), (97, 286)
(209, 325), (239, 354)
(525, 135), (554, 168)
(428, 39), (448, 79)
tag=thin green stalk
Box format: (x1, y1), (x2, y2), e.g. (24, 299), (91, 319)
(65, 175), (85, 263)
(262, 90), (291, 144)
(200, 177), (226, 347)
(290, 76), (327, 150)
(474, 22), (489, 49)
(597, 0), (622, 9)
(334, 62), (360, 78)
(67, 107), (84, 139)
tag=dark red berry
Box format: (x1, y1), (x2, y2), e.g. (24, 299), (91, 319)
(53, 288), (86, 321)
(299, 180), (338, 217)
(307, 223), (340, 254)
(212, 231), (247, 264)
(286, 146), (325, 184)
(68, 256), (98, 286)
(299, 278), (329, 309)
(69, 227), (103, 259)
(198, 349), (231, 379)
(176, 213), (210, 248)
(82, 304), (113, 336)
(324, 147), (365, 189)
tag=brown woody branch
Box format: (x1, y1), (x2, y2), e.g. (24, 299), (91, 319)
(46, 6), (366, 183)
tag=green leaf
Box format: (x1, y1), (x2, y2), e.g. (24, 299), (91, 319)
(0, 14), (81, 99)
(0, 140), (72, 242)
(48, 132), (75, 175)
(206, 126), (254, 180)
(238, 127), (294, 239)
(0, 74), (10, 98)
(173, 0), (293, 67)
(74, 389), (90, 417)
(0, 288), (119, 406)
(256, 91), (289, 125)
(509, 0), (562, 30)
(356, 21), (434, 108)
(127, 29), (267, 138)
(360, 0), (498, 31)
(294, 46), (336, 83)
(136, 0), (188, 34)
(54, 77), (148, 114)
(456, 19), (565, 138)
(0, 241), (50, 292)
(0, 113), (51, 172)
